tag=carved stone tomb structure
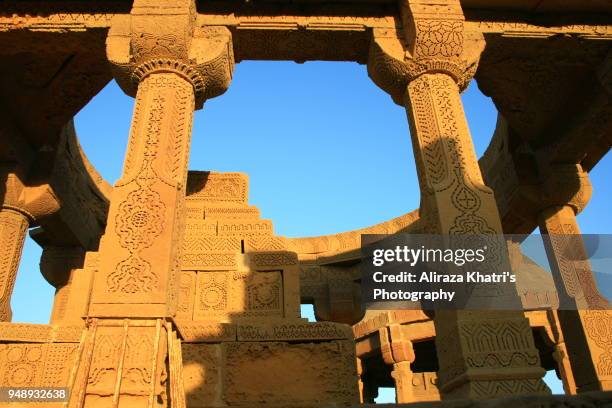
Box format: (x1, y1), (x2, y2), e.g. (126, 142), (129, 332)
(0, 0), (610, 407)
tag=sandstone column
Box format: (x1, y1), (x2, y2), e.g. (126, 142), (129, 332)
(0, 172), (26, 323)
(380, 325), (416, 402)
(368, 0), (548, 398)
(69, 1), (234, 406)
(41, 246), (88, 325)
(538, 164), (612, 392)
(88, 71), (196, 316)
(0, 170), (57, 322)
(0, 207), (29, 322)
(548, 310), (577, 394)
(90, 9), (234, 315)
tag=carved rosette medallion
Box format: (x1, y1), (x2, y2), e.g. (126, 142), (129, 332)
(116, 188), (165, 250)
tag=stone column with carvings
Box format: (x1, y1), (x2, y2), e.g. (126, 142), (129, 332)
(547, 310), (577, 395)
(0, 206), (29, 321)
(69, 1), (234, 407)
(380, 324), (416, 402)
(0, 169), (61, 322)
(367, 0), (548, 399)
(89, 0), (234, 317)
(538, 164), (612, 392)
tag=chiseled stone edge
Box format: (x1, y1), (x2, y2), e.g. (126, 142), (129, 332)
(0, 323), (83, 343)
(356, 391), (612, 407)
(174, 320), (353, 342)
(174, 320), (237, 343)
(237, 321), (353, 341)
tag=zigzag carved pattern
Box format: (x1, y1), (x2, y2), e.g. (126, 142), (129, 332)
(472, 379), (548, 398)
(183, 237), (241, 252)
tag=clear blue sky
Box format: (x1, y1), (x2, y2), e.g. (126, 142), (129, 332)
(12, 61), (611, 398)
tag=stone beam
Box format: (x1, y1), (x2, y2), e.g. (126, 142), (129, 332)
(0, 2), (610, 57)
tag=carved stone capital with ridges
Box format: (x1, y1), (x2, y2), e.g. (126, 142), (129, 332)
(367, 0), (484, 105)
(106, 0), (234, 108)
(1, 170), (61, 224)
(541, 163), (592, 215)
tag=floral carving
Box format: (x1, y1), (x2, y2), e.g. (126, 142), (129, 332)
(584, 311), (612, 376)
(108, 256), (157, 294)
(115, 188), (165, 250)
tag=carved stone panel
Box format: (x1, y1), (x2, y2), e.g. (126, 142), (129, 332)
(192, 270), (284, 321)
(0, 343), (78, 389)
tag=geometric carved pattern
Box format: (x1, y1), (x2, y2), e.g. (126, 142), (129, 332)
(0, 342), (77, 390)
(177, 271), (196, 317)
(414, 20), (463, 58)
(471, 379), (550, 398)
(405, 68), (548, 396)
(197, 272), (228, 312)
(178, 169), (298, 324)
(583, 311), (612, 377)
(183, 237), (241, 252)
(408, 73), (497, 236)
(252, 252), (298, 267)
(87, 325), (160, 397)
(182, 253), (237, 269)
(191, 270), (284, 321)
(237, 321), (352, 342)
(107, 87), (169, 294)
(96, 71), (195, 302)
(42, 344), (79, 387)
(248, 271), (281, 311)
(1, 344), (44, 387)
(460, 320), (540, 368)
(218, 220), (273, 236)
(186, 172), (248, 204)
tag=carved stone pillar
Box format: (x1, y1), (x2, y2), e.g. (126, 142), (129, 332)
(380, 324), (416, 402)
(88, 71), (197, 317)
(0, 164), (66, 322)
(548, 310), (577, 395)
(0, 208), (29, 321)
(538, 164), (612, 392)
(392, 361), (414, 402)
(89, 0), (234, 318)
(69, 2), (234, 407)
(356, 357), (366, 403)
(539, 205), (609, 310)
(41, 246), (88, 325)
(367, 0), (548, 399)
(0, 170), (45, 322)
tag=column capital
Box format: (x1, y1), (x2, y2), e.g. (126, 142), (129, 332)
(1, 170), (60, 224)
(106, 0), (234, 109)
(540, 163), (592, 215)
(379, 324), (415, 365)
(367, 0), (483, 104)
